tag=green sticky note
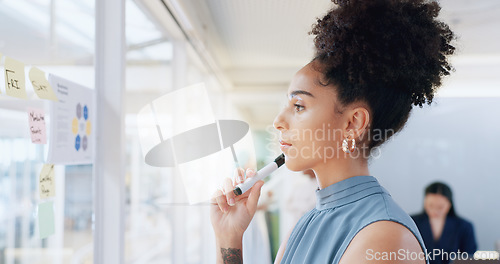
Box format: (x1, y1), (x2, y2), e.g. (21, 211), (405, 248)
(38, 201), (55, 239)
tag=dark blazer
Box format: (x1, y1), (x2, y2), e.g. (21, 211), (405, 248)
(411, 213), (477, 264)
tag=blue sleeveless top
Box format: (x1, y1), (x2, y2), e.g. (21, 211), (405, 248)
(280, 176), (428, 264)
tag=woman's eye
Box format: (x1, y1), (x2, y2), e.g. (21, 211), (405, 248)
(294, 104), (305, 112)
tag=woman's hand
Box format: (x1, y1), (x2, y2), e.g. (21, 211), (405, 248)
(210, 168), (264, 243)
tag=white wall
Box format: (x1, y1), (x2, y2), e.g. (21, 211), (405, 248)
(370, 97), (500, 250)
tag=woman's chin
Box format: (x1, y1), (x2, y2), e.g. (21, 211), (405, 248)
(284, 155), (309, 172)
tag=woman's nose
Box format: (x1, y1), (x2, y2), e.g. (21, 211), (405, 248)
(273, 108), (287, 131)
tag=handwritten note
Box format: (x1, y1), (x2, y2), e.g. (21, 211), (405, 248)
(38, 201), (55, 239)
(29, 67), (58, 101)
(4, 57), (27, 99)
(39, 164), (55, 199)
(27, 108), (47, 144)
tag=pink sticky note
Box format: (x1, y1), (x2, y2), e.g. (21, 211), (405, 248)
(27, 108), (47, 144)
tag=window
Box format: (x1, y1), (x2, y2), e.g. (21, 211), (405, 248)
(0, 1), (95, 263)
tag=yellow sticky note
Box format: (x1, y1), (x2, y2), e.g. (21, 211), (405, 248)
(4, 57), (27, 99)
(29, 67), (58, 101)
(39, 164), (55, 199)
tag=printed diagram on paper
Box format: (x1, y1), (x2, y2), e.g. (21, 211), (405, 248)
(47, 74), (94, 165)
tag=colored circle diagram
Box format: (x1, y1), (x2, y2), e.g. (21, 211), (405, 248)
(72, 103), (91, 151)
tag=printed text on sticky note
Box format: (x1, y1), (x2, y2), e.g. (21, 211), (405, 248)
(4, 57), (27, 99)
(29, 67), (58, 101)
(28, 108), (47, 144)
(38, 201), (55, 239)
(39, 164), (55, 199)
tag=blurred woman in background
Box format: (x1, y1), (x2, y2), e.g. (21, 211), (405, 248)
(412, 182), (477, 264)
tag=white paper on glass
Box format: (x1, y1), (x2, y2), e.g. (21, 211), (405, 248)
(46, 74), (94, 165)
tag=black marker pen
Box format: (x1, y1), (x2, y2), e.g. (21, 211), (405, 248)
(233, 154), (285, 196)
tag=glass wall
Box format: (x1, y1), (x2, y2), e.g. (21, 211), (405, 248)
(1, 1), (237, 263)
(0, 0), (95, 263)
(123, 1), (173, 262)
(123, 24), (222, 264)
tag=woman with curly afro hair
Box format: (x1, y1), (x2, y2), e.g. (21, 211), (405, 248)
(211, 0), (455, 263)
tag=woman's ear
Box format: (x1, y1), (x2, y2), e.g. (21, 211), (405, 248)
(345, 107), (370, 140)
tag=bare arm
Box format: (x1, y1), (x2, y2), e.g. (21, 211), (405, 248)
(211, 168), (264, 264)
(340, 221), (426, 264)
(217, 237), (243, 264)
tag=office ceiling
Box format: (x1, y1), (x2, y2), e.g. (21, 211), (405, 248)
(170, 0), (500, 128)
(1, 0), (499, 128)
(199, 0), (500, 68)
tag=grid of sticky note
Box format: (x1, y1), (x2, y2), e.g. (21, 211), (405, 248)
(1, 53), (59, 239)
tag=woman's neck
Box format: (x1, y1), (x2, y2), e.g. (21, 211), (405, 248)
(428, 216), (446, 241)
(429, 215), (447, 222)
(312, 156), (370, 189)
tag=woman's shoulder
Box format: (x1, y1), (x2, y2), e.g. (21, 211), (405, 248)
(340, 220), (426, 263)
(375, 190), (420, 225)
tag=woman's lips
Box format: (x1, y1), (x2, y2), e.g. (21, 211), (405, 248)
(279, 140), (292, 151)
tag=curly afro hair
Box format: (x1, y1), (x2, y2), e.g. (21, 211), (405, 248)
(310, 0), (455, 150)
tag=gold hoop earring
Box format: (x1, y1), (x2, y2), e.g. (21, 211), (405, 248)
(342, 138), (356, 154)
